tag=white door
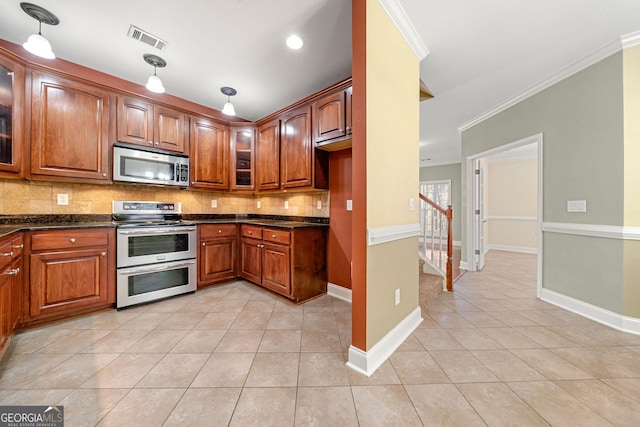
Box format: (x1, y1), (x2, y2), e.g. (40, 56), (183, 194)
(473, 160), (485, 270)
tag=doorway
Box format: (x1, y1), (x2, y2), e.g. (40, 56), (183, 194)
(466, 133), (543, 296)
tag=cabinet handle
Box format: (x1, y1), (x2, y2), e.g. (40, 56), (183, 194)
(70, 238), (76, 243)
(202, 242), (206, 246)
(3, 268), (19, 275)
(101, 252), (106, 257)
(13, 244), (23, 249)
(0, 251), (13, 257)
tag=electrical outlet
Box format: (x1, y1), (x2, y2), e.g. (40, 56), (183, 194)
(346, 200), (353, 211)
(567, 200), (586, 212)
(409, 197), (416, 211)
(284, 201), (289, 209)
(317, 200), (322, 210)
(395, 289), (400, 306)
(211, 199), (217, 208)
(57, 194), (69, 206)
(257, 201), (261, 209)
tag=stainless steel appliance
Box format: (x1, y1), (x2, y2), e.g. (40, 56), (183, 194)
(113, 201), (196, 308)
(113, 144), (189, 187)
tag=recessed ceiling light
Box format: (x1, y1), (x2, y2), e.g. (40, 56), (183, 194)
(286, 34), (303, 50)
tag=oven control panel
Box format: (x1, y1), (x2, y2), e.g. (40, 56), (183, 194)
(113, 201), (182, 214)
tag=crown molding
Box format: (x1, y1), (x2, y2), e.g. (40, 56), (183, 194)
(377, 0), (429, 60)
(458, 32), (640, 133)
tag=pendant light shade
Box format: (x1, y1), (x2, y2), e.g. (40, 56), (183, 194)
(20, 3), (59, 60)
(221, 87), (237, 116)
(143, 54), (167, 94)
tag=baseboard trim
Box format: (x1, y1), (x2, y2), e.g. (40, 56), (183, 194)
(327, 282), (352, 303)
(367, 223), (421, 246)
(487, 244), (537, 254)
(346, 306), (422, 376)
(540, 288), (640, 335)
(459, 261), (468, 271)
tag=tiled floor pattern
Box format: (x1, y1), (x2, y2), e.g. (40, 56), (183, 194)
(2, 250), (640, 425)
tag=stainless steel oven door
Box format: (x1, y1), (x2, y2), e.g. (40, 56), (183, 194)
(116, 226), (196, 267)
(117, 259), (196, 308)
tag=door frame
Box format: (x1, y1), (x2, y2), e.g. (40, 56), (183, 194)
(465, 132), (544, 297)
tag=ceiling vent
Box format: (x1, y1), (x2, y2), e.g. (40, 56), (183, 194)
(127, 25), (168, 51)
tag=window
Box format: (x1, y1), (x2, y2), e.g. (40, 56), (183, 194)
(420, 180), (450, 209)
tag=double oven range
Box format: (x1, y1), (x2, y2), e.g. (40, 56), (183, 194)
(113, 201), (196, 308)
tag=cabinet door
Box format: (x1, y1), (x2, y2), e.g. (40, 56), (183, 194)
(230, 126), (256, 191)
(199, 237), (237, 286)
(116, 96), (154, 147)
(0, 53), (25, 176)
(10, 257), (22, 331)
(280, 105), (312, 189)
(256, 120), (280, 191)
(29, 247), (109, 318)
(30, 72), (111, 182)
(262, 242), (290, 296)
(313, 91), (346, 143)
(0, 262), (13, 350)
(345, 86), (353, 137)
(240, 238), (262, 284)
(154, 106), (187, 153)
(189, 116), (229, 189)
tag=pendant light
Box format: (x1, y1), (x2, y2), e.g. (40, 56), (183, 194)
(21, 2), (59, 60)
(143, 54), (166, 94)
(221, 87), (237, 116)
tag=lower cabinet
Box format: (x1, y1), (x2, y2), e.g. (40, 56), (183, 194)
(25, 228), (115, 324)
(198, 224), (238, 287)
(239, 225), (326, 303)
(0, 233), (23, 354)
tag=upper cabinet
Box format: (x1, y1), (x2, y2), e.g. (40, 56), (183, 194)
(280, 105), (313, 189)
(256, 119), (281, 191)
(116, 96), (187, 154)
(313, 85), (352, 151)
(30, 71), (112, 183)
(0, 52), (25, 177)
(189, 116), (229, 190)
(230, 125), (256, 191)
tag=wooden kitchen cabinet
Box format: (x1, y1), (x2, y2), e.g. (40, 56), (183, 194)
(239, 224), (327, 303)
(117, 96), (187, 153)
(0, 233), (23, 354)
(25, 228), (115, 323)
(198, 224), (237, 287)
(313, 85), (352, 151)
(280, 105), (313, 189)
(256, 119), (281, 191)
(0, 51), (25, 177)
(230, 126), (256, 191)
(189, 116), (229, 190)
(30, 72), (112, 182)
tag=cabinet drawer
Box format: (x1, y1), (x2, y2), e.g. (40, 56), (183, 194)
(263, 228), (291, 245)
(241, 225), (263, 240)
(200, 224), (237, 238)
(31, 230), (110, 251)
(11, 235), (23, 259)
(0, 240), (13, 271)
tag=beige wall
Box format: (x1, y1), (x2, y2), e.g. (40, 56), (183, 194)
(623, 45), (640, 317)
(486, 158), (537, 251)
(0, 179), (329, 217)
(364, 0), (420, 348)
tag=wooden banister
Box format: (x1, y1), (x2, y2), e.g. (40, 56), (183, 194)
(419, 193), (453, 292)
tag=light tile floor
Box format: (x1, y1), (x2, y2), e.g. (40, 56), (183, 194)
(2, 250), (640, 425)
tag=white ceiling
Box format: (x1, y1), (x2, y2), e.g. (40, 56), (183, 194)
(1, 1), (640, 167)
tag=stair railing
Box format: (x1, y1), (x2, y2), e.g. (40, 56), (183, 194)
(418, 193), (453, 291)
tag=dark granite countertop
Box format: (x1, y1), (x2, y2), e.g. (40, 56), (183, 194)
(0, 214), (328, 238)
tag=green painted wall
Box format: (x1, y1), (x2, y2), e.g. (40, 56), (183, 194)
(419, 163), (462, 242)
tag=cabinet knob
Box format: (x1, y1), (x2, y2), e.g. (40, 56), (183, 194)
(101, 252), (106, 257)
(272, 234), (276, 238)
(218, 229), (222, 234)
(3, 267), (19, 275)
(248, 231), (252, 234)
(202, 242), (206, 246)
(155, 142), (159, 146)
(70, 238), (76, 243)
(0, 251), (13, 257)
(149, 141), (154, 145)
(102, 173), (107, 177)
(13, 244), (23, 249)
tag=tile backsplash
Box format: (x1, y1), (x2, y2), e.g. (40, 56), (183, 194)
(0, 179), (330, 218)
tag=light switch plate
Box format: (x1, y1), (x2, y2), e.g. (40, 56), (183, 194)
(257, 201), (261, 209)
(211, 199), (217, 208)
(346, 200), (353, 211)
(567, 200), (587, 213)
(284, 201), (289, 209)
(409, 198), (416, 211)
(57, 194), (69, 206)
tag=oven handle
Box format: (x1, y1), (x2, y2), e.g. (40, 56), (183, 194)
(117, 226), (196, 235)
(117, 260), (196, 275)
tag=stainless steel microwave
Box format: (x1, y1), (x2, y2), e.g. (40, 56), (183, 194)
(113, 145), (189, 187)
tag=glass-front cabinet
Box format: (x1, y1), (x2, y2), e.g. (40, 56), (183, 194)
(0, 52), (25, 176)
(230, 125), (256, 191)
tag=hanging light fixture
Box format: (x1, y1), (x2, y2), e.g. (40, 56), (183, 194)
(21, 2), (59, 60)
(221, 87), (237, 116)
(143, 54), (166, 93)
